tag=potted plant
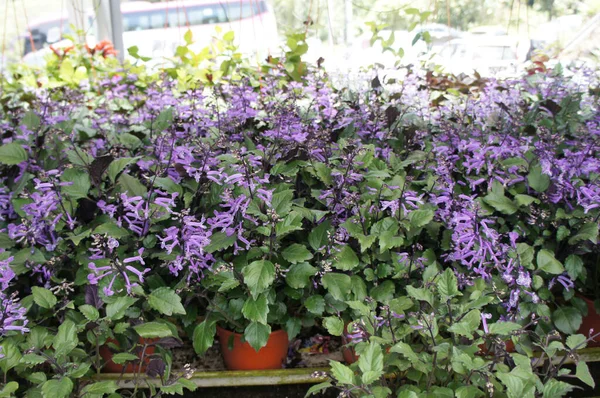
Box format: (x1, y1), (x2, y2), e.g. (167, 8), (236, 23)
(310, 268), (597, 398)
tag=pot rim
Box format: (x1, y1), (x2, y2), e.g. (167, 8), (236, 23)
(216, 325), (288, 337)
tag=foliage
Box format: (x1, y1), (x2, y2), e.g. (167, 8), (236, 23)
(0, 25), (599, 398)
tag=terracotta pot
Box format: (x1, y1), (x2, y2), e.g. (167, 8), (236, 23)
(216, 326), (289, 370)
(341, 332), (359, 364)
(99, 337), (156, 373)
(478, 338), (515, 355)
(577, 295), (600, 347)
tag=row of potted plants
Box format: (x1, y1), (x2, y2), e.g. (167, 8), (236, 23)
(0, 30), (599, 397)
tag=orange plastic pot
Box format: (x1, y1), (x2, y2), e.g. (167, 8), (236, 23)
(577, 295), (600, 347)
(99, 337), (156, 373)
(216, 326), (289, 370)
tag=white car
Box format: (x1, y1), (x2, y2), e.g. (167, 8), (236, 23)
(437, 36), (526, 77)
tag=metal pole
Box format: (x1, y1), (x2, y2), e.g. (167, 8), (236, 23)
(109, 0), (125, 62)
(95, 1), (112, 44)
(66, 0), (87, 43)
(344, 0), (353, 46)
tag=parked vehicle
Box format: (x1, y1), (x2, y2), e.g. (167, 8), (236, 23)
(19, 0), (278, 61)
(437, 36), (526, 76)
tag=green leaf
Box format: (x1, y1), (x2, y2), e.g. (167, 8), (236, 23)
(379, 231), (404, 251)
(406, 286), (434, 307)
(448, 310), (481, 338)
(27, 372), (46, 384)
(576, 362), (595, 388)
(243, 260), (275, 299)
(242, 295), (269, 325)
(565, 255), (584, 280)
(67, 228), (92, 245)
(409, 209), (434, 229)
(308, 221), (331, 251)
(81, 381), (119, 395)
(437, 268), (460, 299)
(117, 173), (147, 197)
(31, 287), (57, 309)
(53, 320), (78, 358)
(568, 223), (598, 245)
(542, 379), (574, 398)
(0, 382), (19, 397)
(94, 222), (129, 238)
(358, 342), (384, 384)
(107, 157), (139, 183)
(0, 142), (28, 165)
(66, 149), (93, 166)
(61, 168), (91, 200)
(111, 353), (139, 364)
(78, 304), (99, 321)
(184, 29), (193, 44)
(281, 244), (313, 264)
(204, 231), (237, 253)
(286, 262), (316, 289)
(0, 343), (21, 374)
(488, 321), (521, 335)
(22, 110), (41, 130)
(283, 317), (301, 341)
(106, 296), (137, 320)
(514, 194), (539, 206)
(483, 182), (518, 215)
(322, 317), (344, 336)
(537, 249), (564, 274)
(244, 322), (271, 352)
(21, 353), (48, 365)
(321, 273), (351, 301)
(517, 243), (534, 267)
(528, 165), (550, 192)
(566, 334), (587, 350)
(134, 322), (174, 338)
(556, 225), (570, 242)
(497, 373), (524, 398)
(193, 320), (216, 355)
(305, 295), (325, 315)
(305, 381), (332, 396)
(42, 378), (73, 398)
(271, 189), (294, 216)
(370, 280), (395, 302)
(148, 287), (186, 316)
(553, 307), (582, 335)
(154, 176), (183, 195)
(333, 246), (359, 271)
(154, 108), (174, 132)
(312, 162), (332, 185)
(357, 234), (377, 253)
(330, 361), (354, 384)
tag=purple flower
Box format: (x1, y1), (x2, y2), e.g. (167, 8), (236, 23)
(549, 274), (575, 291)
(0, 256), (16, 290)
(0, 292), (29, 335)
(481, 313), (492, 334)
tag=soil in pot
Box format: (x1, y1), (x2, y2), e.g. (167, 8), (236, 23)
(99, 337), (156, 373)
(217, 326), (289, 370)
(577, 295), (600, 347)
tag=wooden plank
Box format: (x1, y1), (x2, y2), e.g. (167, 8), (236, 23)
(92, 347), (600, 388)
(94, 368), (329, 388)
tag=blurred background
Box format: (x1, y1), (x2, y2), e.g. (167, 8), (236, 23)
(1, 0), (599, 76)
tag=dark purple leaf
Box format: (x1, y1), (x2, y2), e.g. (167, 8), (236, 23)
(85, 285), (102, 309)
(145, 358), (165, 378)
(154, 337), (183, 349)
